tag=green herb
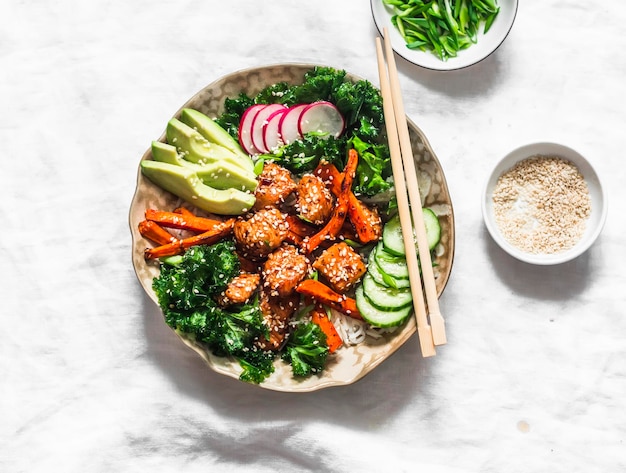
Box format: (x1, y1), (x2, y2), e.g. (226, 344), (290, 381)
(152, 241), (276, 383)
(383, 0), (500, 61)
(281, 322), (329, 377)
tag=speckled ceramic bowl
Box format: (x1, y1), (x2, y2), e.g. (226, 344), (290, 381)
(129, 63), (455, 392)
(482, 142), (607, 265)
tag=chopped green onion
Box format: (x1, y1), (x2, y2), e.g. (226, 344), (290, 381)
(383, 0), (500, 61)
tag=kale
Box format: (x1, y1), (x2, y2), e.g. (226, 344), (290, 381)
(281, 322), (329, 377)
(214, 92), (254, 139)
(152, 240), (276, 383)
(263, 134), (344, 175)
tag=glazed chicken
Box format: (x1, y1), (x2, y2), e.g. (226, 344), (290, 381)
(262, 244), (309, 298)
(257, 289), (300, 350)
(253, 162), (297, 210)
(217, 273), (260, 306)
(312, 242), (367, 293)
(233, 207), (289, 260)
(296, 173), (334, 225)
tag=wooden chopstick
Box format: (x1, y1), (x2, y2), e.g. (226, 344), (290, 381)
(381, 28), (447, 346)
(375, 37), (435, 358)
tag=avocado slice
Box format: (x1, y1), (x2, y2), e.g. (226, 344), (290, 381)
(140, 160), (255, 215)
(151, 141), (258, 192)
(180, 108), (252, 164)
(166, 118), (253, 172)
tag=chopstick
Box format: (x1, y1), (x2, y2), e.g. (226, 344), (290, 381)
(375, 28), (447, 356)
(375, 38), (435, 358)
(381, 28), (447, 347)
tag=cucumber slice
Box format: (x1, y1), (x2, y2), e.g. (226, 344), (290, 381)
(362, 273), (412, 311)
(367, 245), (410, 289)
(356, 286), (413, 328)
(374, 242), (409, 280)
(423, 208), (441, 251)
(382, 209), (442, 256)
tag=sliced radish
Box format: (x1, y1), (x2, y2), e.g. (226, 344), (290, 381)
(251, 103), (287, 154)
(239, 104), (266, 155)
(278, 103), (308, 145)
(298, 101), (345, 139)
(262, 108), (287, 152)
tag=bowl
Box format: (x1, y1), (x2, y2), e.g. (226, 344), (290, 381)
(370, 0), (519, 71)
(482, 142), (607, 265)
(129, 63), (456, 392)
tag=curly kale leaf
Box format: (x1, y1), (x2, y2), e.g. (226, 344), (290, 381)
(281, 322), (329, 377)
(152, 240), (275, 383)
(214, 92), (254, 139)
(264, 134), (345, 174)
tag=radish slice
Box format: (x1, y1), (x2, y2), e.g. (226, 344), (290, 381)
(262, 108), (287, 152)
(298, 101), (345, 139)
(278, 103), (308, 145)
(251, 103), (287, 154)
(239, 104), (266, 155)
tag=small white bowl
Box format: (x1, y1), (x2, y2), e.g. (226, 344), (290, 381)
(371, 0), (519, 71)
(482, 142), (607, 265)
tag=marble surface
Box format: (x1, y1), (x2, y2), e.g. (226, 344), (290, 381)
(2, 1), (625, 472)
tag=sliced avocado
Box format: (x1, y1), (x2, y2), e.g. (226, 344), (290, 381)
(180, 108), (253, 164)
(166, 118), (252, 172)
(151, 141), (186, 166)
(151, 141), (258, 192)
(140, 160), (255, 215)
(195, 163), (258, 192)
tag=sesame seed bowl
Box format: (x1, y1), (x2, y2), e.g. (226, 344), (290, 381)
(482, 142), (607, 265)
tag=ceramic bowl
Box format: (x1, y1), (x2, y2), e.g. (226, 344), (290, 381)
(129, 63), (455, 391)
(482, 142), (607, 265)
(370, 0), (519, 71)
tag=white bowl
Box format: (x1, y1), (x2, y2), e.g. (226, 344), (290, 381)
(371, 0), (519, 71)
(482, 142), (607, 265)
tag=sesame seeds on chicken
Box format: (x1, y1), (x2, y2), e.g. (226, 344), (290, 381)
(233, 207), (290, 260)
(262, 244), (310, 298)
(296, 173), (334, 225)
(254, 162), (297, 210)
(312, 242), (366, 293)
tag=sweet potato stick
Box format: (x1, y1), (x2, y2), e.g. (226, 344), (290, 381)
(173, 206), (196, 218)
(145, 209), (223, 232)
(144, 219), (235, 260)
(303, 149), (358, 254)
(138, 220), (178, 246)
(314, 161), (381, 244)
(310, 304), (343, 353)
(295, 279), (361, 319)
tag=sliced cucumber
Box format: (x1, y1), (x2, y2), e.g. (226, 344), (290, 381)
(367, 245), (410, 289)
(423, 208), (441, 251)
(356, 286), (413, 328)
(381, 214), (405, 256)
(362, 273), (412, 311)
(374, 242), (409, 280)
(382, 208), (442, 256)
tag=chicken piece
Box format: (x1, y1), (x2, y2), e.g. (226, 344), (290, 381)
(216, 273), (260, 306)
(233, 207), (289, 260)
(296, 173), (334, 225)
(256, 289), (299, 351)
(312, 242), (366, 293)
(262, 244), (309, 298)
(254, 162), (297, 210)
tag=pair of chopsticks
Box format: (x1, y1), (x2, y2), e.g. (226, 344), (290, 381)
(375, 28), (446, 357)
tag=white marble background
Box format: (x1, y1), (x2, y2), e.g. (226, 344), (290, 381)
(1, 1), (625, 472)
